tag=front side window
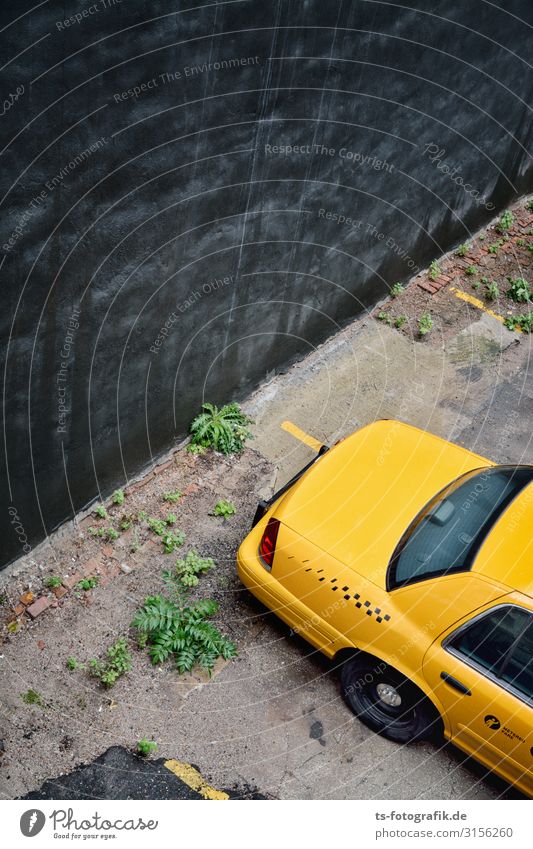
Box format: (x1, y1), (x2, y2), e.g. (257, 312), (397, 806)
(446, 605), (533, 702)
(388, 466), (533, 589)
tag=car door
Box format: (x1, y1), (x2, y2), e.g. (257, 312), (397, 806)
(423, 604), (533, 795)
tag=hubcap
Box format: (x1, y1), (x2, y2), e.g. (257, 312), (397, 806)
(376, 682), (402, 707)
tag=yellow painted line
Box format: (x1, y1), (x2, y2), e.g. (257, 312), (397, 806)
(281, 420), (323, 452)
(164, 760), (229, 800)
(450, 286), (521, 332)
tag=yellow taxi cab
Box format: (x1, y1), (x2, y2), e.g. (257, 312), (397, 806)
(237, 419), (533, 796)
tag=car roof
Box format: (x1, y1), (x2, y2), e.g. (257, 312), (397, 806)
(472, 482), (533, 598)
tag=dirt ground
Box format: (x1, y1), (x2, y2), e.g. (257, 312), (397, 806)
(0, 197), (531, 801)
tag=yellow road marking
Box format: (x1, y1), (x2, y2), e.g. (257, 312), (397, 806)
(164, 760), (229, 800)
(450, 286), (521, 332)
(281, 420), (323, 452)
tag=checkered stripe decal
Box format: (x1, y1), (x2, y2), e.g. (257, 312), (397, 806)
(303, 567), (391, 623)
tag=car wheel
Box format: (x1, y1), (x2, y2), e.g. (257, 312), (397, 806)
(340, 654), (441, 743)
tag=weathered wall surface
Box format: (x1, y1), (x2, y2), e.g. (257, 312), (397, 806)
(1, 0), (531, 566)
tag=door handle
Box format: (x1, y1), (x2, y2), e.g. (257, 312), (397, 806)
(440, 672), (472, 696)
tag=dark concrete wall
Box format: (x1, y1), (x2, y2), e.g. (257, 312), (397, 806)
(1, 0), (532, 567)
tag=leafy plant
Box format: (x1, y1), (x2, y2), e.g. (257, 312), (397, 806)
(479, 233), (486, 241)
(505, 314), (533, 333)
(516, 239), (525, 247)
(88, 637), (131, 687)
(89, 526), (119, 541)
(471, 281), (481, 290)
(394, 315), (407, 329)
(213, 499), (236, 519)
(189, 402), (253, 455)
(45, 576), (62, 588)
(465, 265), (477, 276)
(507, 277), (531, 303)
(165, 513), (177, 525)
(66, 656), (83, 671)
(455, 243), (470, 257)
(120, 515), (133, 531)
(418, 313), (434, 336)
(428, 260), (441, 281)
(94, 505), (108, 520)
(21, 689), (45, 707)
(77, 576), (99, 591)
(132, 569), (236, 674)
(485, 282), (499, 300)
(173, 550), (215, 588)
(377, 310), (392, 325)
(186, 443), (206, 455)
(497, 210), (514, 232)
(390, 282), (404, 297)
(526, 199), (533, 210)
(163, 490), (182, 503)
(137, 739), (158, 757)
(488, 241), (502, 254)
(161, 531), (186, 554)
(112, 489), (125, 505)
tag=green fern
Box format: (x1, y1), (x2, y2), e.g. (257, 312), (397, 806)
(189, 403), (252, 454)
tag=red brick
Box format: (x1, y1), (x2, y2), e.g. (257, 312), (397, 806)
(20, 592), (34, 606)
(13, 603), (25, 616)
(51, 585), (68, 599)
(81, 557), (101, 576)
(26, 596), (52, 619)
(418, 281), (437, 293)
(62, 572), (83, 590)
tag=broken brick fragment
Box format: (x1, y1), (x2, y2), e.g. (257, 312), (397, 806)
(51, 585), (68, 599)
(26, 596), (52, 619)
(19, 592), (34, 606)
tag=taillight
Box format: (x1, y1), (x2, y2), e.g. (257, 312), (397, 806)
(258, 517), (280, 570)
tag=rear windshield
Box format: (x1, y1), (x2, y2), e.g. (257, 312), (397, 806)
(387, 466), (533, 590)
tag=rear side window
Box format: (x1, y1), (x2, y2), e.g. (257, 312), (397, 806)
(447, 606), (533, 701)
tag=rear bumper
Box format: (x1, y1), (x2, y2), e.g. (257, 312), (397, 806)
(236, 528), (340, 658)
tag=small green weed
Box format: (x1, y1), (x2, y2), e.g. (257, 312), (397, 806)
(186, 443), (206, 455)
(507, 277), (531, 303)
(526, 200), (533, 210)
(173, 550), (215, 588)
(455, 243), (470, 257)
(45, 576), (62, 588)
(213, 499), (236, 519)
(465, 266), (477, 276)
(162, 490), (182, 503)
(377, 310), (392, 325)
(161, 531), (186, 554)
(21, 689), (45, 707)
(471, 281), (481, 290)
(77, 576), (99, 591)
(112, 489), (125, 505)
(137, 739), (158, 757)
(418, 313), (434, 336)
(497, 210), (514, 232)
(428, 260), (441, 281)
(488, 241), (502, 254)
(394, 315), (407, 329)
(390, 282), (404, 297)
(66, 657), (83, 671)
(94, 505), (108, 519)
(485, 282), (499, 300)
(505, 314), (533, 333)
(89, 638), (131, 687)
(189, 402), (253, 455)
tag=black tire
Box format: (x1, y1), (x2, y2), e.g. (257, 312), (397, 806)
(340, 654), (441, 743)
